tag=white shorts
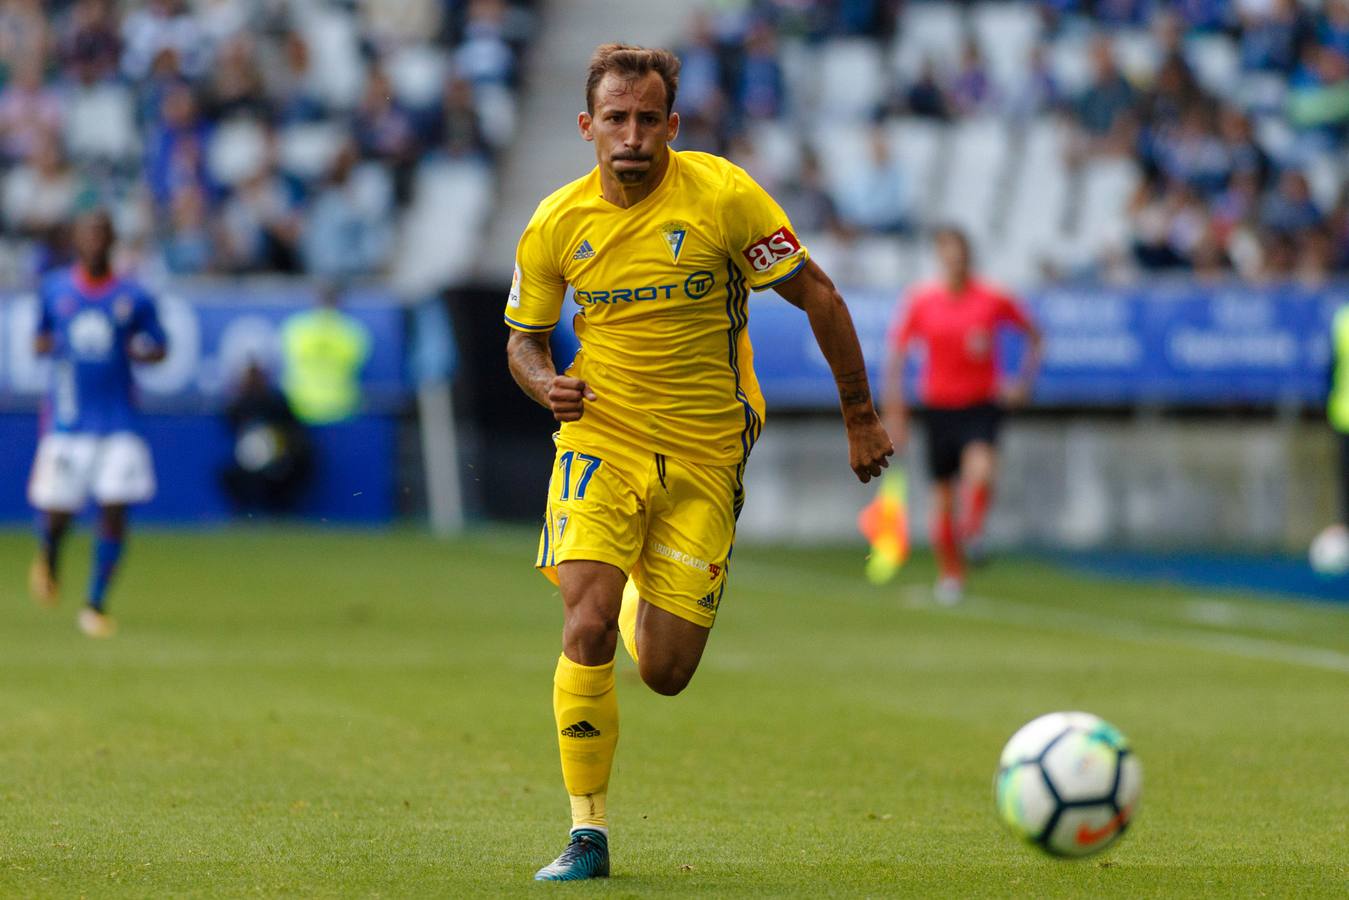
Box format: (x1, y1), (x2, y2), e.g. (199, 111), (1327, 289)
(27, 432), (157, 512)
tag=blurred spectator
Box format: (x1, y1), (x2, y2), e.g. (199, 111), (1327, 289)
(62, 45), (139, 166)
(57, 0), (121, 82)
(0, 55), (64, 164)
(950, 37), (994, 116)
(1238, 0), (1309, 75)
(1007, 43), (1060, 119)
(121, 0), (208, 80)
(145, 83), (214, 208)
(778, 148), (842, 235)
(1261, 169), (1322, 234)
(301, 141), (393, 277)
(162, 184), (216, 274)
(0, 0), (49, 72)
(1075, 37), (1136, 148)
(206, 34), (271, 120)
(281, 285), (372, 426)
(262, 31), (326, 124)
(220, 360), (313, 514)
(437, 77), (489, 161)
(354, 65), (418, 203)
(901, 59), (951, 121)
(2, 131), (80, 241)
(835, 127), (909, 234)
(736, 22), (785, 121)
(219, 163), (302, 273)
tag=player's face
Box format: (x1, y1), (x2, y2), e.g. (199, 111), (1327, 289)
(72, 213), (115, 271)
(580, 71), (679, 186)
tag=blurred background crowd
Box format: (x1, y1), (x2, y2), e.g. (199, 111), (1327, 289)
(6, 1), (1349, 292)
(0, 0), (534, 286)
(665, 0), (1349, 288)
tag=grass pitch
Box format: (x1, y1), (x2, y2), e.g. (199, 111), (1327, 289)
(0, 527), (1346, 898)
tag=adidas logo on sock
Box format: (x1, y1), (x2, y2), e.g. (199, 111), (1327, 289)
(572, 239), (596, 260)
(561, 720), (601, 738)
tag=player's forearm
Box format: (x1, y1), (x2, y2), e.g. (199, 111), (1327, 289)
(33, 335), (54, 356)
(506, 330), (557, 409)
(804, 291), (878, 424)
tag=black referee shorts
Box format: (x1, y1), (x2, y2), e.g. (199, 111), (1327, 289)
(922, 403), (1003, 482)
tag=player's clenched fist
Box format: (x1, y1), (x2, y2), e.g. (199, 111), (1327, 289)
(846, 415), (894, 483)
(547, 376), (597, 422)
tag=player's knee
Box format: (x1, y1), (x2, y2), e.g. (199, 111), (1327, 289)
(564, 604), (618, 655)
(639, 659), (696, 696)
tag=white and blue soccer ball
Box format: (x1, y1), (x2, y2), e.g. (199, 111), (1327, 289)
(994, 711), (1141, 858)
(1309, 524), (1349, 576)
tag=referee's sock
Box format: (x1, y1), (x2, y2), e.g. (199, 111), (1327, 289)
(933, 507), (964, 581)
(962, 482), (991, 542)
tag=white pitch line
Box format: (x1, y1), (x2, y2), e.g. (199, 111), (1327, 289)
(732, 560), (1349, 675)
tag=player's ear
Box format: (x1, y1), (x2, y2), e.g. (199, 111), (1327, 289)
(666, 111), (680, 143)
(578, 111), (594, 142)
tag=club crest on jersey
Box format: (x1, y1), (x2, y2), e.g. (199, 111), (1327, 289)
(658, 221), (690, 264)
(573, 239), (596, 261)
(113, 295), (134, 324)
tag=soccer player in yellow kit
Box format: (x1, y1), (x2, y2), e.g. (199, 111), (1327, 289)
(505, 44), (893, 881)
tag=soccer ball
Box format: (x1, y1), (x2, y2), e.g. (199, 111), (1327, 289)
(1309, 524), (1349, 576)
(994, 711), (1141, 858)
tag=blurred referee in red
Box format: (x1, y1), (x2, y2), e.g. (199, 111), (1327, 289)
(882, 227), (1042, 604)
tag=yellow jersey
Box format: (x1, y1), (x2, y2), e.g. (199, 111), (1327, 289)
(504, 149), (809, 466)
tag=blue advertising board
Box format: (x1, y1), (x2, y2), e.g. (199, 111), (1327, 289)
(0, 283), (409, 523)
(557, 281), (1343, 410)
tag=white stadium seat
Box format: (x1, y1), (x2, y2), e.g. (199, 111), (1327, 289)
(818, 39), (888, 120)
(935, 118), (1010, 242)
(893, 2), (966, 79)
(970, 1), (1042, 94)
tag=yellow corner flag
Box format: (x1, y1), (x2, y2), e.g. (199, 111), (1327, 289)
(858, 470), (909, 584)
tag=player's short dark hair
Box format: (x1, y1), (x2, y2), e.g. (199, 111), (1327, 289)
(585, 43), (680, 117)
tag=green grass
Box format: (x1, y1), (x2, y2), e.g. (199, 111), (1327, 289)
(1, 527), (1346, 898)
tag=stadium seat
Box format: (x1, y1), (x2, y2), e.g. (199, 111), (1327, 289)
(818, 39), (888, 120)
(883, 118), (944, 224)
(970, 2), (1042, 95)
(392, 160), (492, 292)
(387, 43), (450, 110)
(1185, 35), (1241, 99)
(1111, 29), (1160, 83)
(1076, 157), (1140, 258)
(208, 117), (269, 186)
(893, 2), (966, 80)
(278, 121), (347, 181)
(1002, 118), (1072, 267)
(938, 118), (1011, 243)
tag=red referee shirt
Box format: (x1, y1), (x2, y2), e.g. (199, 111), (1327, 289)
(888, 278), (1032, 409)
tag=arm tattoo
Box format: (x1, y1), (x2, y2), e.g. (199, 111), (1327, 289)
(506, 331), (556, 409)
(835, 368), (872, 408)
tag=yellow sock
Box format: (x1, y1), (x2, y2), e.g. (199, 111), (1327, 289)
(553, 654), (618, 830)
(618, 578), (640, 664)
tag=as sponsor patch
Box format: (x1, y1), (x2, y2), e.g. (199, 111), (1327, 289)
(742, 227), (802, 273)
(508, 263), (522, 308)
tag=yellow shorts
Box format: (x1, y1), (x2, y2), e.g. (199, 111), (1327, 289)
(535, 432), (744, 628)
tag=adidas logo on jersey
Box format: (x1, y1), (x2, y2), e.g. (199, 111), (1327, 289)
(573, 239), (596, 260)
(561, 720), (601, 738)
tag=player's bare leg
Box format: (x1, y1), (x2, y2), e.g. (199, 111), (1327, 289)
(959, 441), (997, 564)
(633, 599), (710, 696)
(931, 480), (964, 605)
(536, 560), (623, 881)
(79, 504), (127, 638)
(30, 510), (71, 608)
